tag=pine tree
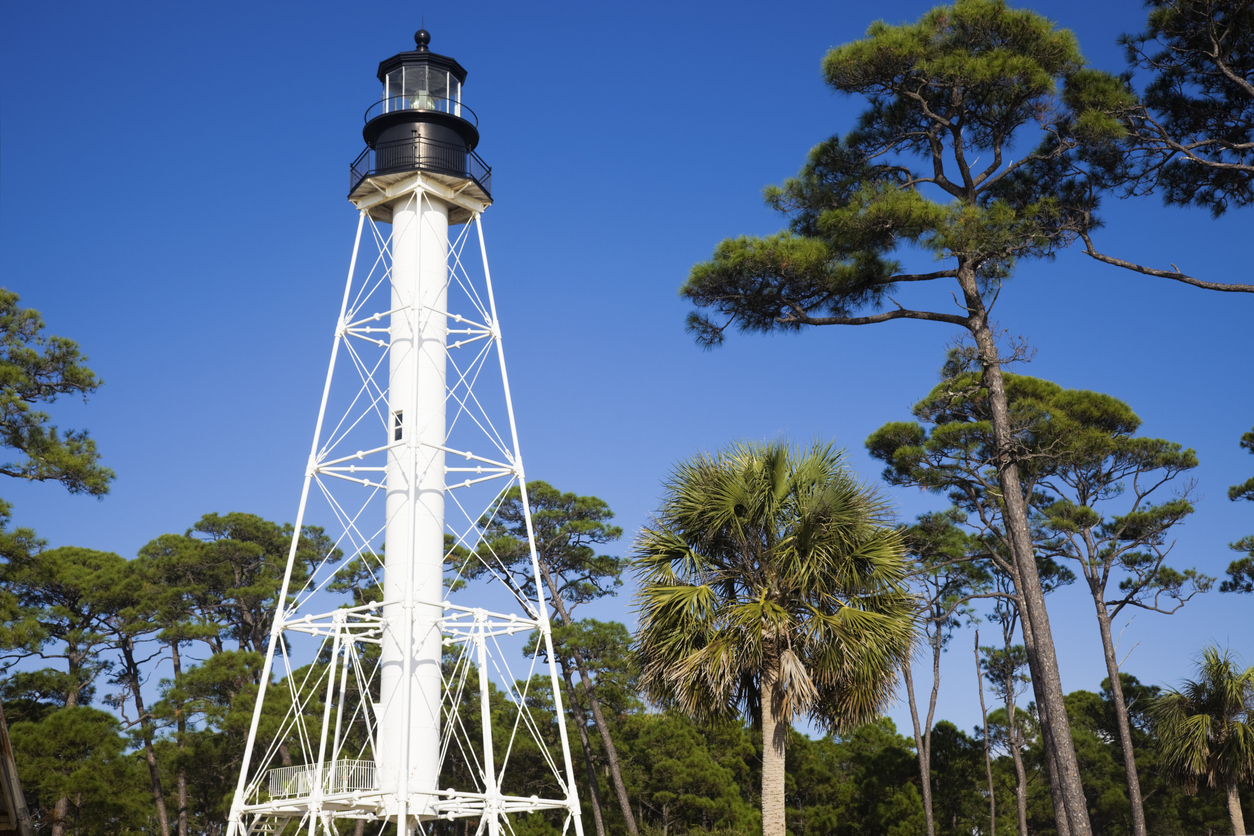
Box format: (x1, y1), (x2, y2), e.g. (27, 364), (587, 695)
(679, 6), (1138, 831)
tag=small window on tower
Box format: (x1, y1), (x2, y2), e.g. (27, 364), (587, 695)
(393, 411), (403, 442)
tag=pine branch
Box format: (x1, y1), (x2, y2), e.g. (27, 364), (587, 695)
(1080, 231), (1254, 292)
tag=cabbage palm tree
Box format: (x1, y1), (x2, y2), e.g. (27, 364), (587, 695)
(1150, 646), (1254, 835)
(633, 440), (916, 836)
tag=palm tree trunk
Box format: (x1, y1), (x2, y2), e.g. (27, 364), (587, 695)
(1227, 773), (1247, 836)
(761, 663), (787, 836)
(968, 308), (1091, 836)
(1092, 597), (1146, 836)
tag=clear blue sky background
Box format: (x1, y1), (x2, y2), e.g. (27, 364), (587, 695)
(2, 0), (1250, 739)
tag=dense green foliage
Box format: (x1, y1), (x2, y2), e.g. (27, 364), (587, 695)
(0, 290), (112, 502)
(679, 7), (1143, 832)
(633, 441), (916, 835)
(6, 577), (1248, 836)
(0, 290), (113, 593)
(1223, 427), (1254, 594)
(4, 2), (1254, 834)
(1149, 647), (1254, 834)
(1117, 0), (1254, 215)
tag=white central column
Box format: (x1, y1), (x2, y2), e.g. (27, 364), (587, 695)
(379, 190), (448, 823)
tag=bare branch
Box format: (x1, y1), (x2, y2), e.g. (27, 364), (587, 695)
(783, 307), (968, 327)
(1080, 231), (1254, 293)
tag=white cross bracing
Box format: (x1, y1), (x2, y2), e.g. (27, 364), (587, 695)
(226, 185), (585, 836)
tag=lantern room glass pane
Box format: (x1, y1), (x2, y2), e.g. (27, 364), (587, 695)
(385, 69), (402, 111)
(428, 70), (448, 105)
(403, 65), (434, 109)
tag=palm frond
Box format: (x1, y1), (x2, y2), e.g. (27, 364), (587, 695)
(632, 439), (919, 734)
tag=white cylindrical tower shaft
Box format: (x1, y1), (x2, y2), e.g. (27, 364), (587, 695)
(379, 191), (449, 817)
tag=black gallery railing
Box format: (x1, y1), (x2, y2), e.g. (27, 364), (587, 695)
(349, 136), (492, 198)
(364, 96), (479, 127)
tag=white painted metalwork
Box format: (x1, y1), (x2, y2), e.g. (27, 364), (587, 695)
(225, 171), (584, 836)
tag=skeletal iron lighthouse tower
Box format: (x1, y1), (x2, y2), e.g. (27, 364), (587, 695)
(226, 30), (584, 836)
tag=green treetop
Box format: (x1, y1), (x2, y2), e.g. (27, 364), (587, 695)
(1118, 0), (1254, 217)
(1222, 426), (1254, 594)
(1150, 646), (1254, 836)
(870, 366), (1212, 836)
(680, 8), (1137, 830)
(633, 440), (915, 836)
(0, 290), (112, 501)
(459, 481), (638, 836)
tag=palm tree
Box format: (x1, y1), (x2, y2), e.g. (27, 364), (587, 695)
(1150, 646), (1254, 835)
(633, 440), (916, 836)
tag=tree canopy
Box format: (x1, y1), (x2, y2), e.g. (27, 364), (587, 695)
(679, 8), (1143, 828)
(633, 440), (915, 836)
(0, 290), (112, 501)
(1150, 646), (1254, 835)
(1222, 426), (1254, 594)
(1119, 0), (1254, 216)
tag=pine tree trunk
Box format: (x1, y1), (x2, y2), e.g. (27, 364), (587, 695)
(976, 633), (995, 836)
(760, 663), (787, 836)
(171, 642), (189, 836)
(53, 647), (82, 836)
(966, 306), (1092, 836)
(1226, 773), (1246, 836)
(570, 646), (636, 835)
(1092, 598), (1146, 836)
(1013, 577), (1069, 836)
(563, 665), (607, 836)
(538, 567), (638, 834)
(177, 768), (188, 836)
(997, 605), (1029, 836)
(1011, 722), (1028, 836)
(51, 797), (68, 836)
(903, 640), (939, 836)
(903, 664), (935, 836)
(122, 636), (170, 836)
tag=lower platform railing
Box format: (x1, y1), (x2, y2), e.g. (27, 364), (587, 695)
(267, 759), (378, 799)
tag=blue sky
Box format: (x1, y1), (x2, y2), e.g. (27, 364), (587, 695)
(2, 0), (1250, 738)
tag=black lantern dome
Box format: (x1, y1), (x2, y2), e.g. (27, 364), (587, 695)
(348, 29), (491, 206)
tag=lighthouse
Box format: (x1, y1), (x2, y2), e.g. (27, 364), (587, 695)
(226, 30), (584, 836)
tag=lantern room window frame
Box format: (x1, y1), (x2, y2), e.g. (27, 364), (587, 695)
(383, 66), (461, 117)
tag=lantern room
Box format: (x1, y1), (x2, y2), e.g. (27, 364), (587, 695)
(380, 31), (463, 118)
(349, 29), (491, 208)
